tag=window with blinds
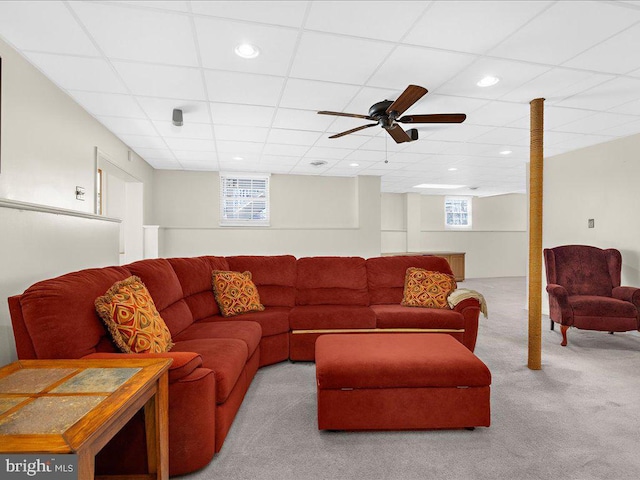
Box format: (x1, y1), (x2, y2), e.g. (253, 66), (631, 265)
(445, 196), (472, 229)
(219, 174), (270, 226)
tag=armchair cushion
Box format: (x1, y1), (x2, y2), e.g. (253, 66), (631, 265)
(568, 295), (637, 319)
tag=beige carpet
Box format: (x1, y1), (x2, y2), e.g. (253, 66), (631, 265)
(177, 277), (640, 480)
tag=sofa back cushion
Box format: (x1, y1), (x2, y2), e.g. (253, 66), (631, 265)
(227, 255), (296, 307)
(168, 256), (229, 321)
(296, 256), (369, 306)
(367, 255), (455, 305)
(126, 258), (193, 336)
(18, 266), (131, 359)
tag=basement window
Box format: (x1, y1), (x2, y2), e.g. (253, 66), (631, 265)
(220, 174), (270, 226)
(445, 196), (472, 229)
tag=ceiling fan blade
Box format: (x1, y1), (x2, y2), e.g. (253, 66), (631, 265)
(318, 110), (372, 120)
(385, 124), (412, 144)
(398, 113), (467, 124)
(386, 85), (428, 117)
(329, 123), (378, 139)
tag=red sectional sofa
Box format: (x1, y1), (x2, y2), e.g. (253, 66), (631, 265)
(8, 254), (482, 476)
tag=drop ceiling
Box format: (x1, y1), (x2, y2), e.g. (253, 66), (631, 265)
(2, 0), (640, 196)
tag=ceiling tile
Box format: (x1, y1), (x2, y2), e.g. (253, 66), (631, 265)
(163, 138), (216, 152)
(273, 108), (335, 131)
(465, 101), (529, 127)
(400, 139), (454, 154)
(404, 1), (550, 54)
(290, 32), (394, 84)
(267, 129), (322, 145)
(305, 1), (428, 42)
(153, 121), (214, 139)
(304, 146), (353, 160)
(488, 1), (640, 65)
(115, 1), (190, 12)
(71, 1), (198, 66)
(68, 91), (145, 118)
(599, 119), (640, 137)
(215, 125), (269, 143)
(0, 1), (98, 56)
(563, 23), (640, 74)
(327, 118), (379, 137)
(436, 58), (551, 100)
(216, 140), (264, 154)
(191, 1), (307, 28)
(136, 98), (211, 123)
(279, 78), (360, 110)
(422, 124), (493, 142)
(195, 17), (298, 76)
(554, 112), (637, 135)
(368, 46), (477, 91)
(205, 70), (285, 106)
(113, 61), (206, 99)
(96, 116), (158, 136)
(210, 103), (275, 127)
(24, 52), (127, 93)
(260, 155), (300, 166)
(499, 68), (614, 104)
(315, 131), (371, 149)
(344, 150), (388, 162)
(262, 143), (309, 156)
(132, 147), (175, 161)
(556, 77), (640, 110)
(472, 127), (530, 146)
(508, 106), (597, 130)
(609, 98), (640, 116)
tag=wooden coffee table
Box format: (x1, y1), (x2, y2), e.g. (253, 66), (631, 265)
(0, 358), (172, 480)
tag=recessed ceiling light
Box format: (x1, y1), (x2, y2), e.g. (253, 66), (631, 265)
(477, 75), (500, 87)
(413, 183), (465, 189)
(232, 156), (244, 161)
(448, 167), (458, 171)
(234, 43), (260, 59)
(499, 150), (512, 155)
(349, 163), (360, 167)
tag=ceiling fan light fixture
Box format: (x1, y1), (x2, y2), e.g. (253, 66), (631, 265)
(234, 43), (260, 59)
(477, 75), (500, 87)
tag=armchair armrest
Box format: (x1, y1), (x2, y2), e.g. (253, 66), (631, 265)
(612, 286), (640, 305)
(82, 352), (203, 384)
(546, 283), (573, 325)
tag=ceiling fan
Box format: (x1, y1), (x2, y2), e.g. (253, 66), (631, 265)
(318, 85), (466, 144)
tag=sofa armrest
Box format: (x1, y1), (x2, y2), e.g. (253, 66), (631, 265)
(546, 283), (573, 325)
(82, 352), (203, 384)
(452, 298), (481, 352)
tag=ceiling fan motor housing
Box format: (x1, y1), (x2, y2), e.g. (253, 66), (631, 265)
(369, 100), (394, 118)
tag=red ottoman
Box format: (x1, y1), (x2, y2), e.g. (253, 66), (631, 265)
(315, 333), (491, 430)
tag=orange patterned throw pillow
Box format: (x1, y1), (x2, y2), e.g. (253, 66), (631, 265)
(401, 267), (457, 309)
(212, 270), (265, 317)
(95, 276), (173, 353)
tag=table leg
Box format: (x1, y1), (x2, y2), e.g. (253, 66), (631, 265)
(77, 451), (94, 480)
(144, 372), (169, 480)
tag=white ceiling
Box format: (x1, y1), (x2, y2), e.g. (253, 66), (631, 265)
(2, 1), (640, 196)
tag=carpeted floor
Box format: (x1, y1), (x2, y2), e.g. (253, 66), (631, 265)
(177, 277), (640, 480)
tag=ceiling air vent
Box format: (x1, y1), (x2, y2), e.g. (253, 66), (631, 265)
(310, 160), (328, 167)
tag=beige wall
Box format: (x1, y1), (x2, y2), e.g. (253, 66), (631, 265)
(382, 193), (528, 278)
(0, 38), (154, 364)
(154, 172), (381, 258)
(543, 133), (640, 313)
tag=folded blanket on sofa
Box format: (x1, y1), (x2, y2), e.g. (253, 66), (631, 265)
(448, 289), (488, 318)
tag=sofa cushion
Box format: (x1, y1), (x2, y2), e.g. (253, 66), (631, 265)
(173, 320), (261, 357)
(168, 256), (230, 319)
(18, 266), (131, 359)
(95, 276), (174, 353)
(212, 270), (265, 317)
(367, 255), (455, 305)
(569, 295), (638, 318)
(401, 268), (457, 309)
(227, 255), (297, 307)
(171, 338), (248, 404)
(200, 307), (290, 337)
(289, 305), (376, 330)
(296, 256), (369, 306)
(371, 304), (465, 330)
(126, 259), (193, 336)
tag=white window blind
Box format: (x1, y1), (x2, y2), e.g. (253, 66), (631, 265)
(445, 196), (472, 229)
(219, 174), (270, 226)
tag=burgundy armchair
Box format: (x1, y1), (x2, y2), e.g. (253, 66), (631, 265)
(544, 245), (640, 346)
